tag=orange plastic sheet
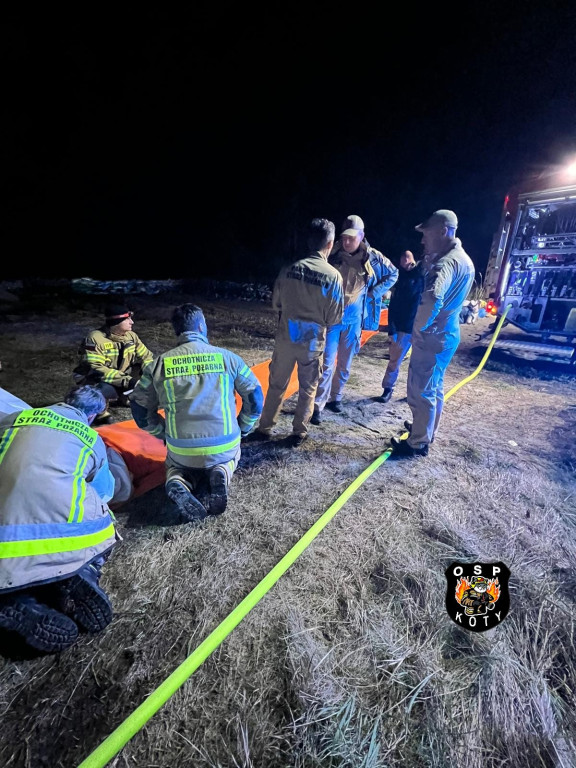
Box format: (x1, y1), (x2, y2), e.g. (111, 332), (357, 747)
(98, 309), (388, 501)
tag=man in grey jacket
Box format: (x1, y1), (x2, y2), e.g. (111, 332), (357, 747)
(0, 385), (118, 653)
(391, 210), (475, 458)
(130, 304), (263, 519)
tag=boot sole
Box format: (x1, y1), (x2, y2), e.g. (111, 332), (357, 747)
(167, 481), (208, 522)
(0, 600), (79, 652)
(64, 576), (113, 633)
(208, 472), (228, 516)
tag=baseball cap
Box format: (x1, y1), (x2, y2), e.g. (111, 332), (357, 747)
(341, 214), (365, 237)
(415, 209), (458, 232)
(105, 303), (133, 325)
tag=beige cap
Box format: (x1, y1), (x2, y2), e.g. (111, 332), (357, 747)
(341, 214), (365, 236)
(415, 209), (458, 232)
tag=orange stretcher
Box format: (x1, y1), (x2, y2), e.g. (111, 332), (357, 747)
(97, 309), (387, 501)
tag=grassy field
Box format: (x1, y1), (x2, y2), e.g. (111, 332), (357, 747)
(0, 289), (575, 768)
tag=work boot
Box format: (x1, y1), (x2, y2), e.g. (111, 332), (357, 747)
(288, 433), (308, 447)
(0, 593), (79, 653)
(325, 400), (343, 413)
(166, 476), (208, 522)
(390, 437), (429, 458)
(52, 562), (113, 633)
(402, 421), (434, 442)
(310, 408), (322, 425)
(377, 388), (393, 403)
(208, 467), (228, 516)
(243, 429), (272, 443)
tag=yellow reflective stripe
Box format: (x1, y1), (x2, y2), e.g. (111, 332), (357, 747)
(164, 378), (177, 437)
(68, 445), (92, 523)
(137, 343), (152, 362)
(220, 374), (231, 434)
(0, 522), (116, 559)
(168, 435), (241, 456)
(0, 427), (18, 465)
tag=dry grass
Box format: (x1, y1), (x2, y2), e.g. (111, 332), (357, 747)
(0, 292), (575, 767)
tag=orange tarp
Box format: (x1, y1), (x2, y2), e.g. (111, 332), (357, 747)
(99, 308), (388, 501)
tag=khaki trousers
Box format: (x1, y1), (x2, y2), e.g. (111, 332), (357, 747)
(406, 328), (460, 448)
(258, 339), (323, 437)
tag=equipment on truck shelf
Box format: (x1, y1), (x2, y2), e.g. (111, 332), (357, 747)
(485, 162), (576, 362)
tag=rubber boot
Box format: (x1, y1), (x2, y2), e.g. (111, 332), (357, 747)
(377, 388), (393, 403)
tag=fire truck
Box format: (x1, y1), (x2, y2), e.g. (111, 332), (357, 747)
(484, 164), (576, 361)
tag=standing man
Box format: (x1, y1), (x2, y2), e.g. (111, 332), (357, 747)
(391, 210), (475, 457)
(251, 218), (344, 446)
(130, 304), (263, 519)
(377, 250), (425, 403)
(73, 303), (154, 423)
(0, 385), (119, 653)
(311, 215), (398, 424)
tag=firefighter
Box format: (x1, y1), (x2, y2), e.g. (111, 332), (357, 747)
(129, 304), (263, 519)
(0, 385), (119, 654)
(250, 218), (344, 445)
(460, 576), (495, 615)
(73, 303), (154, 423)
(391, 210), (475, 457)
(311, 215), (398, 423)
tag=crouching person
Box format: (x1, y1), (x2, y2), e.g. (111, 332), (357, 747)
(129, 304), (263, 521)
(0, 386), (119, 654)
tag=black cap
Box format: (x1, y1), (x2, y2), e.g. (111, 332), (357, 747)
(105, 303), (132, 325)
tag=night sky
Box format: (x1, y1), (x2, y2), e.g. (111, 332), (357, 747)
(3, 6), (576, 285)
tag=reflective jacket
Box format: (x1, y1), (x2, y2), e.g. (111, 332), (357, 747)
(329, 240), (398, 330)
(0, 403), (117, 592)
(74, 327), (154, 391)
(130, 332), (263, 469)
(272, 251), (344, 351)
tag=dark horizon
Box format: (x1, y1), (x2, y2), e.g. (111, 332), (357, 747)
(3, 7), (576, 286)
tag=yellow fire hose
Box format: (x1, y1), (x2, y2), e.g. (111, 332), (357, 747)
(77, 306), (509, 768)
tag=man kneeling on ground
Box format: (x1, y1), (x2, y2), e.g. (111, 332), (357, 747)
(130, 304), (263, 520)
(0, 386), (119, 654)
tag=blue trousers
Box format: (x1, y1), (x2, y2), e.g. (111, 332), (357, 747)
(314, 319), (362, 409)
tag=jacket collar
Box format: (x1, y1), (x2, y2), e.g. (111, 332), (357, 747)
(177, 331), (209, 344)
(102, 326), (131, 342)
